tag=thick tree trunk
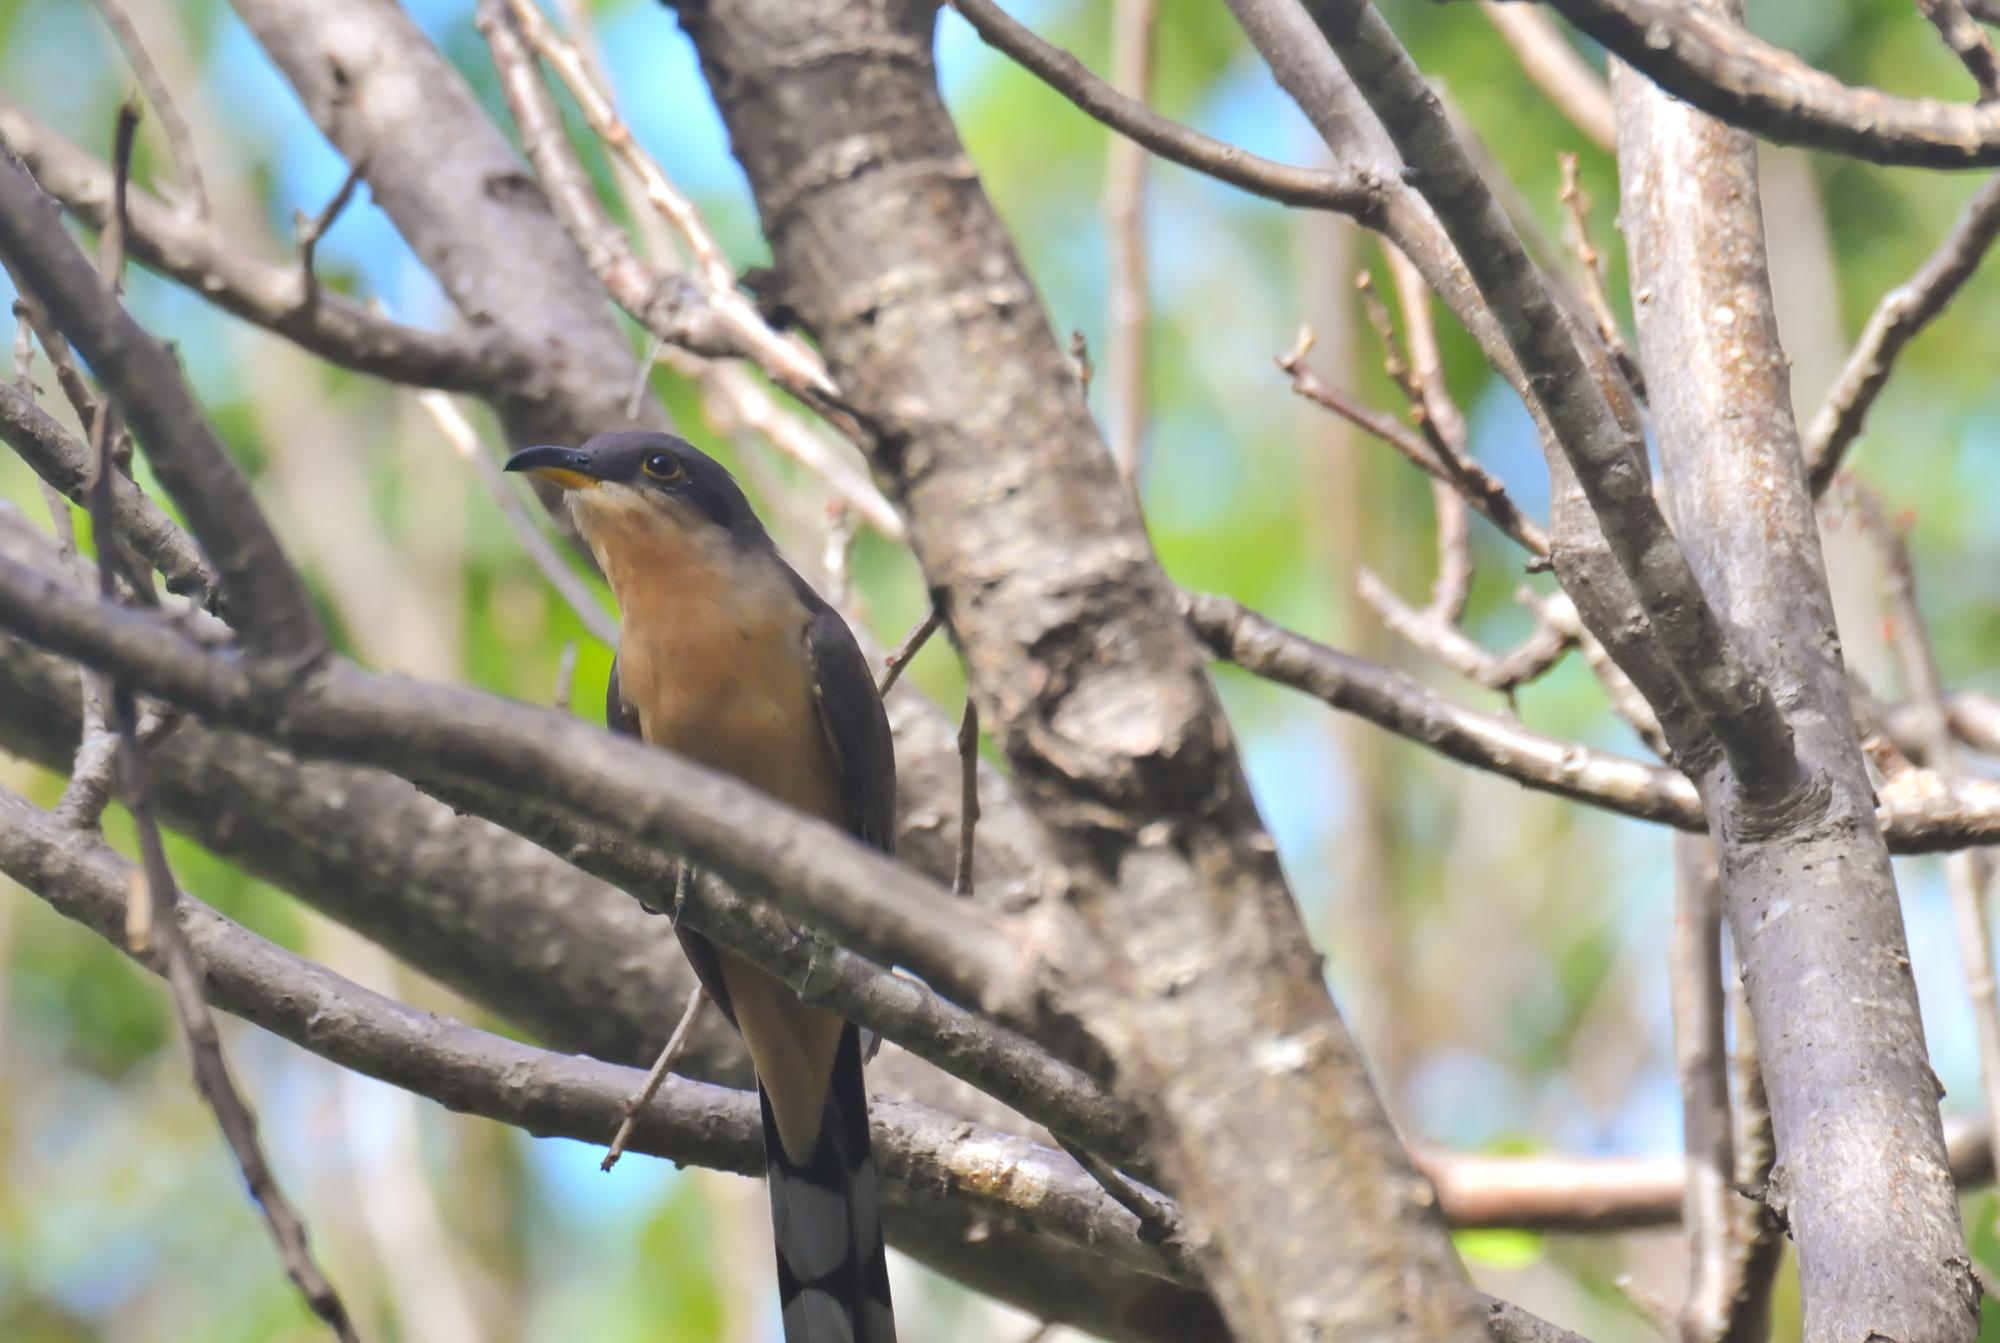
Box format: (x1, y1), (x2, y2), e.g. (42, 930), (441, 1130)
(665, 1), (1491, 1337)
(1614, 50), (1978, 1343)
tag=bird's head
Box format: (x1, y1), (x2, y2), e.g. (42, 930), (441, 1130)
(503, 432), (766, 558)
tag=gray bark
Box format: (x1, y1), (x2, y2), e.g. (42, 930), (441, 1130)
(1614, 53), (1978, 1343)
(669, 1), (1488, 1338)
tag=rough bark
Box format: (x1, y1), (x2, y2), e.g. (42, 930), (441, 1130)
(1614, 51), (1979, 1343)
(666, 2), (1488, 1338)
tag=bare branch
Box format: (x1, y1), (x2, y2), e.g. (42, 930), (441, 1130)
(485, 0), (831, 398)
(1053, 1134), (1194, 1270)
(0, 97), (510, 392)
(293, 158), (366, 315)
(1380, 252), (1474, 623)
(0, 557), (1047, 1030)
(602, 983), (708, 1171)
(75, 107), (356, 1341)
(943, 0), (1379, 215)
(0, 148), (326, 661)
(878, 605), (943, 696)
(1613, 31), (1977, 1336)
(88, 0), (209, 219)
(1187, 587), (2000, 851)
(1290, 0), (1802, 802)
(1104, 0), (1155, 482)
(0, 382), (211, 601)
(1187, 588), (1701, 824)
(0, 784), (1599, 1343)
(1804, 173), (2000, 493)
(953, 698), (980, 898)
(1672, 833), (1737, 1343)
(1521, 587), (1669, 756)
(1722, 965), (1782, 1343)
(1277, 328), (1550, 557)
(1542, 0), (2000, 166)
(1557, 153), (1644, 402)
(0, 786), (1145, 1281)
(1915, 0), (2000, 101)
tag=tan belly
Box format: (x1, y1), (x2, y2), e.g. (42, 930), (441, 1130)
(614, 574), (848, 1162)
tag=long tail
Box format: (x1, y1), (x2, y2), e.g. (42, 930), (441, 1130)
(762, 1024), (896, 1343)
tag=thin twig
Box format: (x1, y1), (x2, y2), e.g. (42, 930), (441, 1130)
(879, 605), (943, 696)
(417, 391), (619, 647)
(88, 0), (209, 219)
(43, 481), (116, 830)
(625, 331), (665, 420)
(1104, 0), (1156, 483)
(602, 984), (709, 1171)
(944, 0), (1376, 215)
(822, 499), (858, 612)
(1054, 1134), (1192, 1268)
(1557, 153), (1645, 403)
(1914, 0), (2000, 101)
(1382, 251), (1473, 624)
(0, 99), (505, 391)
(552, 640), (579, 714)
(1304, 0), (1804, 801)
(1354, 571), (1573, 697)
(1278, 327), (1550, 557)
(953, 698), (980, 898)
(498, 0), (832, 397)
(1521, 588), (1670, 758)
(1673, 832), (1736, 1343)
(1805, 172), (2000, 494)
(295, 159), (368, 314)
(1723, 958), (1782, 1342)
(81, 106), (357, 1341)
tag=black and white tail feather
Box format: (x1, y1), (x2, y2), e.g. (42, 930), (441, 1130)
(763, 1024), (896, 1343)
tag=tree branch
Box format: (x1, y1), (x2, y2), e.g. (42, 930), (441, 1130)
(1288, 0), (1803, 804)
(0, 97), (510, 392)
(0, 152), (322, 662)
(482, 0), (832, 399)
(1613, 31), (1978, 1337)
(0, 381), (212, 602)
(0, 787), (1199, 1307)
(1542, 0), (2000, 166)
(1186, 587), (2000, 851)
(1803, 172), (2000, 494)
(227, 0), (659, 448)
(943, 0), (1379, 214)
(2, 781), (1612, 1343)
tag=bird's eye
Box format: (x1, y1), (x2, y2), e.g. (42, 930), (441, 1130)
(642, 452), (685, 483)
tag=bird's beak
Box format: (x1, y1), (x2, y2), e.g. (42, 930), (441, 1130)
(503, 444), (600, 492)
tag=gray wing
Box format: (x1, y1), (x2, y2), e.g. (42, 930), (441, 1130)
(803, 606), (898, 854)
(604, 654), (642, 739)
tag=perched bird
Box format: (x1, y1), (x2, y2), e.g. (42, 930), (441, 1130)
(506, 432), (898, 1343)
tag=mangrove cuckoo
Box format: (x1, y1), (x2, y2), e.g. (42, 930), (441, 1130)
(506, 432), (898, 1343)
